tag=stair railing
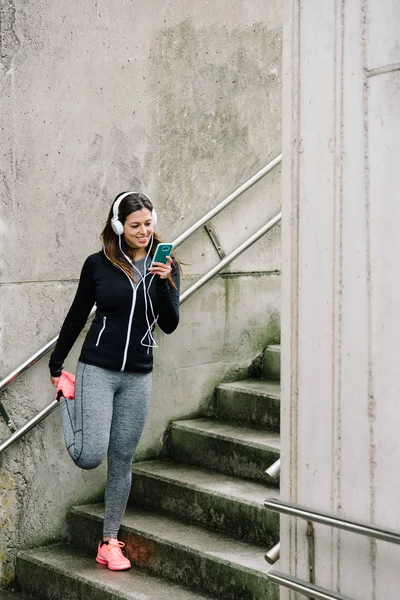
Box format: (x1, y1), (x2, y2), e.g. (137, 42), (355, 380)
(267, 572), (353, 600)
(264, 497), (400, 600)
(0, 154), (282, 454)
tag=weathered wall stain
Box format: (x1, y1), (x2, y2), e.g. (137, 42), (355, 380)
(0, 468), (19, 586)
(0, 0), (20, 78)
(151, 19), (281, 230)
(265, 310), (280, 345)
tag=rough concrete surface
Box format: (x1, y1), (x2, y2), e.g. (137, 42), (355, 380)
(0, 0), (282, 587)
(281, 1), (400, 598)
(261, 345), (280, 380)
(0, 593), (35, 600)
(215, 379), (281, 430)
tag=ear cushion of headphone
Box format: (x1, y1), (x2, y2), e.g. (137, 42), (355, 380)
(111, 217), (124, 236)
(111, 195), (157, 234)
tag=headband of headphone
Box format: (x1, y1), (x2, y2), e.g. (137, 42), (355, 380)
(111, 192), (158, 236)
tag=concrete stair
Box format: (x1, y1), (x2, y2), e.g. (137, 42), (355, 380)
(16, 344), (281, 600)
(17, 545), (214, 600)
(168, 419), (280, 483)
(214, 379), (280, 432)
(0, 592), (37, 600)
(130, 460), (279, 545)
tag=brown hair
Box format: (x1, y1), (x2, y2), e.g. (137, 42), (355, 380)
(101, 192), (178, 288)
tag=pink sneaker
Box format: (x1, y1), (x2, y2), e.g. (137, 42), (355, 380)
(96, 539), (131, 571)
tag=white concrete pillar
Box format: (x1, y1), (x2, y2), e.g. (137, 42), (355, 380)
(281, 1), (400, 599)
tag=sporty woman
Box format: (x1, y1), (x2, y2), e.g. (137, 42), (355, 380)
(49, 192), (180, 570)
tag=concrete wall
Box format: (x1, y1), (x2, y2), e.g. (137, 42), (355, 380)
(0, 0), (282, 586)
(281, 1), (400, 599)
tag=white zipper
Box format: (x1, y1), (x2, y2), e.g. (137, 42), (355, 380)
(119, 263), (155, 370)
(96, 316), (107, 346)
(117, 267), (138, 372)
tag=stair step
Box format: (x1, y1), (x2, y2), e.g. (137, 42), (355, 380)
(17, 544), (214, 600)
(214, 380), (280, 431)
(262, 346), (280, 381)
(68, 505), (279, 600)
(0, 592), (37, 600)
(131, 460), (279, 545)
(168, 419), (280, 483)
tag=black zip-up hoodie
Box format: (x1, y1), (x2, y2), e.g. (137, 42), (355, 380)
(49, 250), (180, 377)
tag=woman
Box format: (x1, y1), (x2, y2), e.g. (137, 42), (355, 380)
(49, 192), (180, 571)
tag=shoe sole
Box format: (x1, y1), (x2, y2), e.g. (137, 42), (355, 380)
(96, 555), (131, 571)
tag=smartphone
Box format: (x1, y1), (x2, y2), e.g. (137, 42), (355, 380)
(150, 243), (174, 266)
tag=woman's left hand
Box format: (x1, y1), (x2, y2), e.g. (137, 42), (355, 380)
(149, 256), (173, 279)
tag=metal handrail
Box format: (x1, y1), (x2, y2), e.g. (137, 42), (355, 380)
(0, 154), (282, 399)
(0, 400), (59, 454)
(180, 213), (281, 303)
(264, 498), (400, 545)
(265, 541), (280, 565)
(265, 458), (281, 481)
(172, 154), (282, 248)
(0, 334), (63, 398)
(265, 498), (400, 599)
(0, 212), (282, 454)
(268, 571), (353, 600)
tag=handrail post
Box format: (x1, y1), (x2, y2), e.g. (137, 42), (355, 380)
(180, 213), (281, 304)
(172, 154), (282, 248)
(0, 399), (60, 454)
(264, 499), (400, 599)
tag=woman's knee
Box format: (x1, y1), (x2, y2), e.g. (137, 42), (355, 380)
(74, 452), (105, 470)
(108, 442), (139, 467)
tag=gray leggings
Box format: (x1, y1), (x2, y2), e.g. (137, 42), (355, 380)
(61, 361), (152, 538)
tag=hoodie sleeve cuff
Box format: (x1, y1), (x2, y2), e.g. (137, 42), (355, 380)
(50, 368), (62, 378)
(49, 358), (63, 378)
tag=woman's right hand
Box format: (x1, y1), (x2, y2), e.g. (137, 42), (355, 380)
(50, 375), (60, 388)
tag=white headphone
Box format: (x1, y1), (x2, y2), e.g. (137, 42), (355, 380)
(111, 192), (158, 236)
